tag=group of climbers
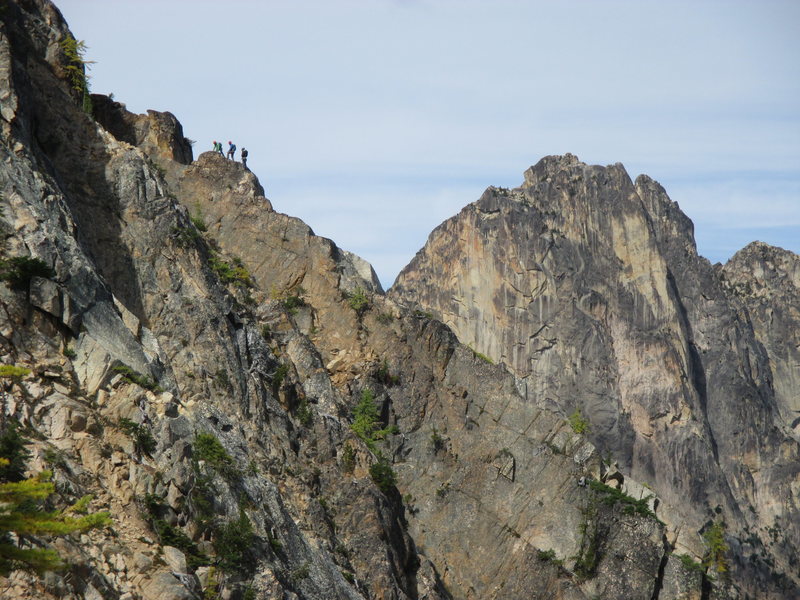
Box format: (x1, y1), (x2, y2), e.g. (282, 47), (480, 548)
(212, 140), (249, 169)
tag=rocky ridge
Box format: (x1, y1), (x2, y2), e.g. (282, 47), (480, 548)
(0, 1), (796, 599)
(391, 154), (800, 597)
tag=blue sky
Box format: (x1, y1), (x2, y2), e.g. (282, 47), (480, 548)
(57, 0), (799, 288)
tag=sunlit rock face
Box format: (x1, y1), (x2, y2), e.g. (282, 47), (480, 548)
(2, 0), (799, 597)
(392, 153), (800, 597)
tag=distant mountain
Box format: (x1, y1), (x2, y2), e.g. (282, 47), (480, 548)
(391, 153), (800, 598)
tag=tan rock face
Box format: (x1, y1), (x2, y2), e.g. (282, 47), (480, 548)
(392, 154), (800, 596)
(2, 2), (796, 599)
(723, 243), (800, 437)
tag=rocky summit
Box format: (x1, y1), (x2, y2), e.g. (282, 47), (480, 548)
(0, 1), (798, 599)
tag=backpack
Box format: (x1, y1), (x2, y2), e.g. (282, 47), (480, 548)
(241, 149), (248, 158)
(231, 144), (236, 152)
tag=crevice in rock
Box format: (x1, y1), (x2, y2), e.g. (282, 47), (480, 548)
(700, 572), (713, 600)
(649, 533), (671, 600)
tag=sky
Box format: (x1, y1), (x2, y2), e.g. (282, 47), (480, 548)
(57, 0), (799, 289)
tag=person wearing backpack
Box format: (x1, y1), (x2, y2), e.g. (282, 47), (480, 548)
(241, 147), (249, 170)
(227, 141), (236, 160)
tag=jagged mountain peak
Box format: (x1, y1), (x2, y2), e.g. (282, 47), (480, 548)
(391, 150), (800, 597)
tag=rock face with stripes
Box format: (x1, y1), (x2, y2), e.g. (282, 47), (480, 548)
(2, 0), (799, 598)
(391, 153), (800, 597)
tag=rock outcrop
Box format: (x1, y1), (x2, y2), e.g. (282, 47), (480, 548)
(391, 154), (800, 598)
(722, 242), (800, 438)
(1, 1), (797, 599)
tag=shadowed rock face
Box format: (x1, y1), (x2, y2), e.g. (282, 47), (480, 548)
(391, 154), (800, 596)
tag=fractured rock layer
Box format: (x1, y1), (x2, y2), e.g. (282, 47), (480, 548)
(392, 153), (800, 597)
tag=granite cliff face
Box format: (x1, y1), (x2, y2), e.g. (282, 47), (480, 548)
(391, 154), (800, 597)
(0, 1), (797, 599)
(722, 243), (800, 437)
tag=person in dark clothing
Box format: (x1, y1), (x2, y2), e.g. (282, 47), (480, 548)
(227, 141), (236, 160)
(241, 147), (248, 170)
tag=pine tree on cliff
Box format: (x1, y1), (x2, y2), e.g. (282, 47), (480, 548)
(0, 403), (111, 574)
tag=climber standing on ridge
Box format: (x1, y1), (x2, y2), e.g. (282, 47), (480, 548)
(227, 140), (236, 160)
(241, 147), (248, 170)
(213, 140), (223, 156)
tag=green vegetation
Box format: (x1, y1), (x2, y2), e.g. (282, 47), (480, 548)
(209, 253), (253, 288)
(271, 363), (289, 392)
(193, 432), (239, 481)
(678, 553), (705, 574)
(188, 470), (216, 532)
(267, 531), (282, 553)
(573, 479), (658, 581)
(568, 408), (590, 434)
(290, 561), (310, 585)
(430, 426), (444, 454)
(143, 494), (209, 569)
(0, 256), (55, 290)
(340, 444), (356, 474)
(62, 346), (77, 359)
(281, 294), (305, 313)
(59, 35), (94, 113)
(190, 207), (208, 232)
(148, 471), (258, 577)
(369, 457), (397, 493)
(468, 344), (494, 364)
(435, 482), (450, 499)
(350, 389), (398, 493)
(0, 366), (30, 388)
(212, 509), (256, 575)
(0, 469), (111, 574)
(351, 389), (397, 452)
(347, 287), (370, 316)
(117, 418), (156, 456)
(0, 425), (30, 482)
(573, 501), (600, 580)
(42, 447), (69, 470)
(213, 368), (232, 392)
(1, 425), (110, 575)
(703, 520), (730, 575)
(376, 312), (394, 324)
(172, 225), (202, 248)
(112, 364), (162, 393)
(271, 286), (306, 315)
(587, 480), (657, 519)
(536, 548), (562, 565)
(203, 566), (220, 600)
(375, 359), (399, 386)
(145, 158), (166, 180)
(296, 398), (312, 427)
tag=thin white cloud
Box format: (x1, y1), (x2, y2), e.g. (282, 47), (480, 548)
(56, 0), (800, 286)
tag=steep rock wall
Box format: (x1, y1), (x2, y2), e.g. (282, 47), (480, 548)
(0, 2), (708, 600)
(391, 154), (800, 597)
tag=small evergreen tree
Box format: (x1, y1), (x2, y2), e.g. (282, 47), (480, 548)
(0, 365), (31, 432)
(0, 420), (111, 575)
(59, 35), (94, 114)
(0, 425), (31, 482)
(703, 520), (730, 575)
(0, 258), (55, 291)
(0, 462), (111, 575)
